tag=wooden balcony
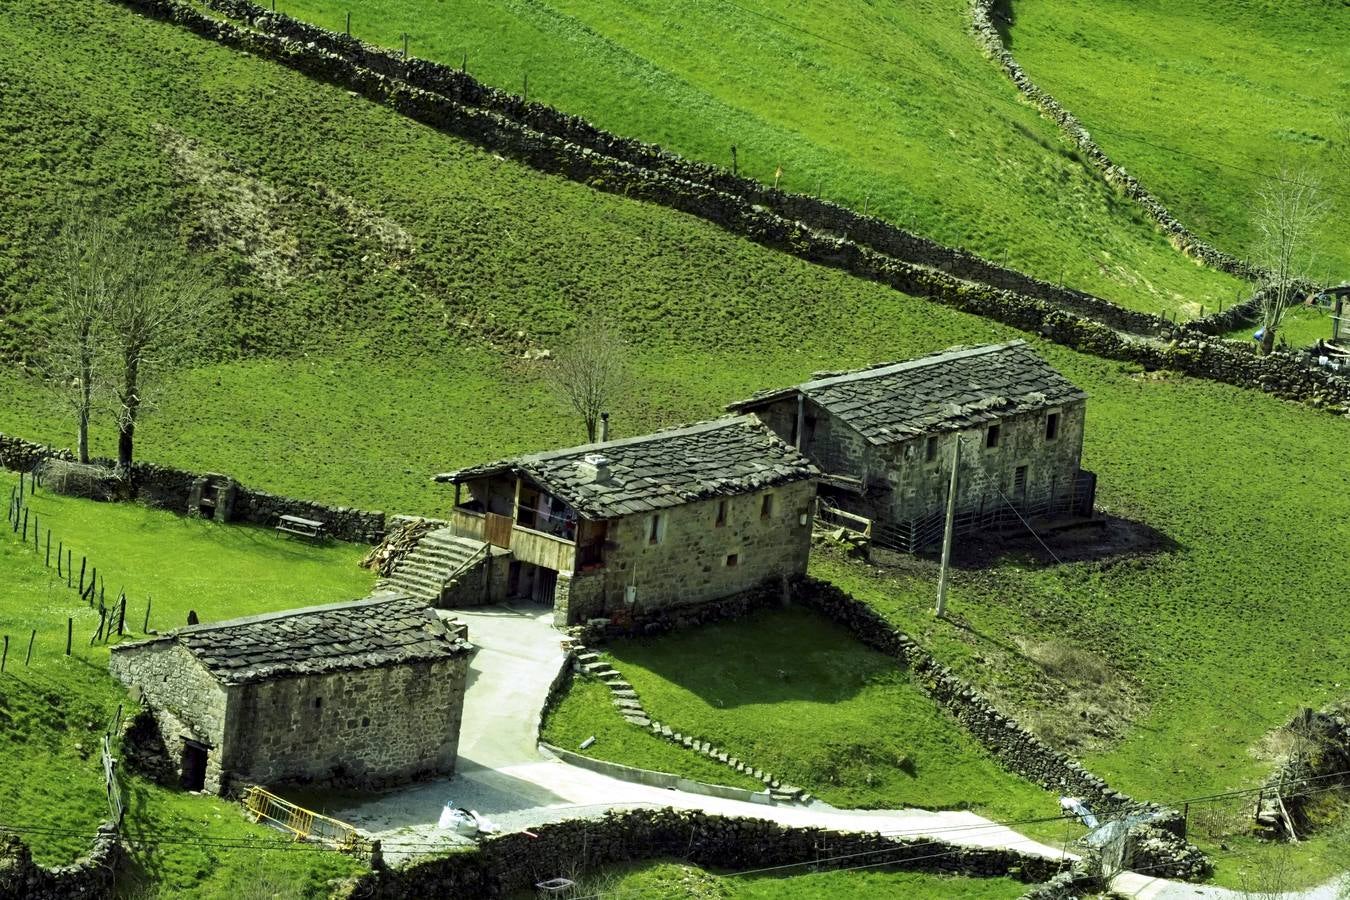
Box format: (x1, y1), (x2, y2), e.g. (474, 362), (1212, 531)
(510, 524), (576, 573)
(450, 507), (486, 541)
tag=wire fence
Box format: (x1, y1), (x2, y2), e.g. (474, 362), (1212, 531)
(3, 466), (153, 673)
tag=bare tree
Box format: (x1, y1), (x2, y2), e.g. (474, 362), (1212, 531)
(1253, 167), (1327, 355)
(548, 316), (630, 442)
(47, 213), (119, 463)
(103, 242), (218, 474)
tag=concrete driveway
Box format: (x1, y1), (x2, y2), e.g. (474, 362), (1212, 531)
(327, 602), (1071, 865)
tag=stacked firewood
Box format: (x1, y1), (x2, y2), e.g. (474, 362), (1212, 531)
(361, 517), (439, 576)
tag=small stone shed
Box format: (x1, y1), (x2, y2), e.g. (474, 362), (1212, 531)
(728, 341), (1095, 551)
(435, 415), (819, 625)
(109, 596), (471, 794)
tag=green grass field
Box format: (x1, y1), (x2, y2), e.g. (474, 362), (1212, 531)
(1011, 0), (1349, 283)
(0, 471), (372, 895)
(1, 0), (1349, 890)
(265, 0), (1251, 317)
(503, 859), (1030, 899)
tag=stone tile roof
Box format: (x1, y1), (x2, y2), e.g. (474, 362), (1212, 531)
(435, 415), (818, 520)
(728, 341), (1086, 445)
(166, 597), (469, 685)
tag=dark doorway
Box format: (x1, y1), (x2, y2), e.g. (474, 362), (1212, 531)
(531, 567), (558, 606)
(181, 740), (208, 791)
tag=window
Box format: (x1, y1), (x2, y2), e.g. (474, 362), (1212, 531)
(725, 553), (739, 567)
(925, 436), (939, 463)
(1045, 413), (1060, 441)
(985, 424), (1001, 449)
(361, 716), (370, 728)
(647, 514), (663, 545)
(760, 493), (774, 519)
(1014, 465), (1028, 497)
(715, 499), (728, 528)
(313, 697), (323, 710)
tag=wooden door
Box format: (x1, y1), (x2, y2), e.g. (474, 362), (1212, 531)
(485, 512), (513, 549)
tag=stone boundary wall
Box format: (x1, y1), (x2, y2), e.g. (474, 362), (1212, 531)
(115, 0), (1350, 417)
(343, 807), (1076, 898)
(0, 825), (120, 900)
(1255, 707), (1350, 839)
(0, 432), (385, 543)
(969, 0), (1260, 282)
(201, 0), (1169, 338)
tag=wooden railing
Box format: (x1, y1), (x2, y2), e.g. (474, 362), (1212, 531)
(511, 524), (576, 572)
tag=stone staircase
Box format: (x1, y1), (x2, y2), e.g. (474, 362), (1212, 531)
(375, 528), (488, 604)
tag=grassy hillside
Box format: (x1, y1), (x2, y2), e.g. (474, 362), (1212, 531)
(250, 0), (1248, 317)
(0, 471), (371, 895)
(1011, 0), (1349, 286)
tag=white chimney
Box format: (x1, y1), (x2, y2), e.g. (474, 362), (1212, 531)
(577, 453), (612, 483)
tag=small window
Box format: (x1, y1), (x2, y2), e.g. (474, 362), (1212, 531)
(647, 514), (662, 545)
(760, 493), (774, 519)
(715, 499), (728, 528)
(313, 697), (323, 710)
(1045, 413), (1060, 441)
(725, 553), (739, 567)
(1014, 465), (1028, 496)
(985, 425), (1001, 449)
(925, 436), (939, 463)
(361, 716), (370, 728)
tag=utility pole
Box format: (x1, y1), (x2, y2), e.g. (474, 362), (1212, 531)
(935, 435), (960, 618)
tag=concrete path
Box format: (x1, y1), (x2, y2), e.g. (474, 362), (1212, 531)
(1113, 871), (1349, 899)
(329, 603), (1071, 865)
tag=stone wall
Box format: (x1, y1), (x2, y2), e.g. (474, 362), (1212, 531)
(1255, 707), (1350, 839)
(226, 655), (468, 790)
(199, 0), (1172, 339)
(0, 826), (120, 900)
(109, 639), (230, 791)
(969, 0), (1260, 282)
(0, 431), (386, 543)
(118, 0), (1350, 418)
(341, 808), (1075, 898)
(564, 480), (814, 624)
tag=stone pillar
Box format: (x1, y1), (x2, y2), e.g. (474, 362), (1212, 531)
(553, 573), (572, 628)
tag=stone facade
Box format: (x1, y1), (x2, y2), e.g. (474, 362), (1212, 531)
(226, 656), (467, 788)
(109, 640), (232, 792)
(109, 597), (470, 793)
(564, 481), (813, 624)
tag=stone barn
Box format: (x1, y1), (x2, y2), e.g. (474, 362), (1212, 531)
(435, 415), (819, 626)
(109, 596), (471, 794)
(728, 341), (1095, 551)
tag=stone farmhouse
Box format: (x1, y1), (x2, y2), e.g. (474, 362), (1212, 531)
(728, 341), (1095, 551)
(432, 415), (819, 626)
(110, 596), (471, 794)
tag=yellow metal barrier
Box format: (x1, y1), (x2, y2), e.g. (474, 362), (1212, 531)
(241, 785), (370, 855)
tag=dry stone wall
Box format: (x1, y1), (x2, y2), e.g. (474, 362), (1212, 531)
(0, 827), (119, 900)
(0, 432), (386, 543)
(116, 0), (1350, 417)
(969, 0), (1260, 282)
(343, 808), (1075, 898)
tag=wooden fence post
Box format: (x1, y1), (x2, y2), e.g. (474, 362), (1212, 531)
(21, 508), (27, 541)
(57, 541), (63, 576)
(79, 557), (86, 594)
(66, 618), (73, 656)
(116, 593), (127, 637)
(24, 629), (35, 666)
(1, 635), (7, 673)
(66, 549), (72, 587)
(45, 530), (50, 567)
(143, 597), (152, 634)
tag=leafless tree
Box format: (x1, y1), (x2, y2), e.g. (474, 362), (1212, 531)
(47, 213), (119, 463)
(1253, 166), (1327, 355)
(103, 241), (218, 474)
(548, 315), (630, 442)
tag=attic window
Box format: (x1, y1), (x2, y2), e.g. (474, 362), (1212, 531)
(760, 493), (774, 519)
(925, 436), (939, 463)
(985, 425), (1001, 449)
(1045, 413), (1060, 441)
(715, 499), (728, 528)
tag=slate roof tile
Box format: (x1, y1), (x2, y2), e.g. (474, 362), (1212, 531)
(728, 341), (1085, 445)
(159, 596), (470, 685)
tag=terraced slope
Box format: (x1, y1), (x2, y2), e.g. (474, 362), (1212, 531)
(1010, 0), (1349, 281)
(271, 0), (1249, 316)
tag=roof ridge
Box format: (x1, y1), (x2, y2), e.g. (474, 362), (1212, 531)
(517, 414), (761, 463)
(176, 595), (415, 636)
(796, 340), (1028, 393)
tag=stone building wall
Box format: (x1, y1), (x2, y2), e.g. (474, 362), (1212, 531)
(109, 640), (232, 791)
(563, 480), (815, 624)
(224, 656), (468, 789)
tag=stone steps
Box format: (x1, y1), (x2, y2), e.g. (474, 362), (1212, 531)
(573, 643), (807, 805)
(376, 528), (488, 603)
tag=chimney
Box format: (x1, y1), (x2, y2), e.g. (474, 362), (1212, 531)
(577, 453), (612, 484)
(599, 412), (610, 443)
